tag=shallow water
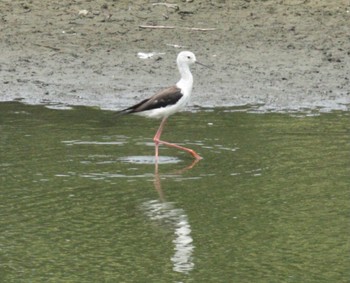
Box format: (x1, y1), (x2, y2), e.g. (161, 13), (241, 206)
(1, 102), (349, 282)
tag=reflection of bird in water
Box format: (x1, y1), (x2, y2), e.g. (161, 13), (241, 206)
(119, 51), (210, 161)
(141, 200), (194, 274)
(140, 158), (199, 274)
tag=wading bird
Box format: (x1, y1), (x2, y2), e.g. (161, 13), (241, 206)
(119, 51), (209, 160)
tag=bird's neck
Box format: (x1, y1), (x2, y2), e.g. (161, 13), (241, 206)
(176, 63), (193, 93)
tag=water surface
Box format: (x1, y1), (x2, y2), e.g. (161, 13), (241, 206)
(0, 102), (349, 282)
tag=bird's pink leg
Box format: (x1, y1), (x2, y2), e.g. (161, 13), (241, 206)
(154, 117), (167, 142)
(153, 117), (167, 161)
(153, 117), (202, 160)
(158, 140), (202, 160)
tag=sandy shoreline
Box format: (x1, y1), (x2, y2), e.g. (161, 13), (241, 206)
(1, 1), (349, 112)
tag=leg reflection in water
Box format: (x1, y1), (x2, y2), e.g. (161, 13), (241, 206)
(141, 158), (199, 274)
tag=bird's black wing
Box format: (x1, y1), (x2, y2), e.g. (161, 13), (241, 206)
(118, 85), (183, 114)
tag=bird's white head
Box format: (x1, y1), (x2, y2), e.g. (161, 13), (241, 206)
(177, 51), (196, 67)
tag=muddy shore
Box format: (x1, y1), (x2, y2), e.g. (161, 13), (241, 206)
(1, 1), (349, 112)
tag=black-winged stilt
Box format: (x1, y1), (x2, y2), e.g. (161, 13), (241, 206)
(119, 51), (208, 160)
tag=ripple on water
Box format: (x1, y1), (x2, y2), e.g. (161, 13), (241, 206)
(118, 156), (182, 165)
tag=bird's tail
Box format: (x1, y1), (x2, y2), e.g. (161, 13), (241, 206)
(116, 98), (150, 116)
(115, 108), (134, 117)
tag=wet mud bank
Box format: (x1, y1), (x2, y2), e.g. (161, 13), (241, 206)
(1, 0), (349, 112)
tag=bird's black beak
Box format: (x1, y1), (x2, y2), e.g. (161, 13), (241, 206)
(196, 61), (214, 70)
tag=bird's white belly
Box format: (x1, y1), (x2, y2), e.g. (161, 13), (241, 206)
(136, 95), (190, 119)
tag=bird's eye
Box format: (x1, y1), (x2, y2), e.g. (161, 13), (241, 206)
(187, 56), (191, 59)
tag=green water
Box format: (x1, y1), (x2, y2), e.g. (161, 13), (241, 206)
(0, 102), (349, 283)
